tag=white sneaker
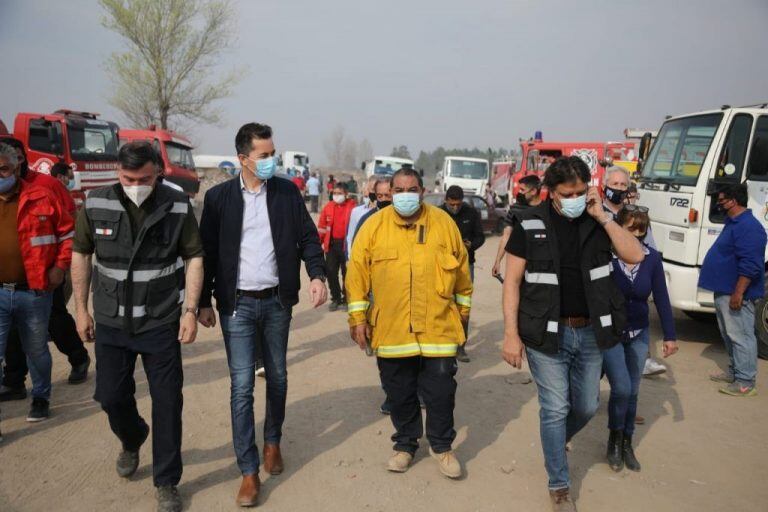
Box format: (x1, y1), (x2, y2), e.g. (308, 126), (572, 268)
(643, 358), (666, 377)
(256, 367), (266, 378)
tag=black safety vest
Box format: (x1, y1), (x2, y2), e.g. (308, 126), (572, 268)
(515, 202), (626, 354)
(85, 184), (190, 334)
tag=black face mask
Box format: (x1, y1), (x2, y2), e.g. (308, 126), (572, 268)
(515, 192), (529, 206)
(368, 192), (377, 203)
(377, 200), (392, 209)
(604, 186), (627, 205)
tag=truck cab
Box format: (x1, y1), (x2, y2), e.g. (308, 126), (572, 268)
(279, 151), (310, 177)
(362, 155), (414, 178)
(119, 126), (200, 197)
(637, 106), (768, 318)
(441, 156), (490, 197)
(12, 109), (120, 206)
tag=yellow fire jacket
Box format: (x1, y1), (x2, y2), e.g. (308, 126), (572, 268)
(345, 204), (473, 358)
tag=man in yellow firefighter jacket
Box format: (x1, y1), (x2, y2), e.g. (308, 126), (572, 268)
(346, 168), (473, 478)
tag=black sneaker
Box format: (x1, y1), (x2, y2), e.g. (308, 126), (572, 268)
(68, 354), (91, 384)
(26, 398), (49, 422)
(328, 301), (340, 312)
(156, 485), (182, 512)
(339, 302), (348, 312)
(379, 400), (391, 415)
(0, 385), (27, 402)
(116, 423), (150, 478)
(456, 345), (470, 363)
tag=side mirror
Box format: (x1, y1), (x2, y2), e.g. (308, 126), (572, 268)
(638, 132), (652, 161)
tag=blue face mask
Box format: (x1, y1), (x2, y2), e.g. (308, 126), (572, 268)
(66, 178), (76, 191)
(558, 193), (586, 219)
(248, 156), (276, 180)
(0, 174), (17, 194)
(392, 192), (421, 217)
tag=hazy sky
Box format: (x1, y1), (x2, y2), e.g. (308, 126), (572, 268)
(2, 0), (767, 164)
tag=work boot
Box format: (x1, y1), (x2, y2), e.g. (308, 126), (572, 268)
(429, 448), (461, 479)
(387, 451), (413, 473)
(116, 423), (150, 478)
(263, 443), (284, 475)
(456, 345), (470, 363)
(709, 371), (735, 384)
(622, 435), (641, 472)
(68, 354), (91, 384)
(379, 399), (391, 415)
(156, 485), (182, 512)
(26, 398), (50, 422)
(549, 488), (577, 512)
(606, 430), (624, 471)
(0, 385), (27, 402)
(236, 474), (261, 507)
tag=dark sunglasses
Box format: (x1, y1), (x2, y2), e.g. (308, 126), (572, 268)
(622, 204), (649, 213)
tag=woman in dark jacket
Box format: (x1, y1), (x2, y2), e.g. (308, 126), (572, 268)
(604, 205), (679, 472)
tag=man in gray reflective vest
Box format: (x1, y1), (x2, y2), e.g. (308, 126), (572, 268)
(71, 141), (203, 512)
(501, 157), (645, 512)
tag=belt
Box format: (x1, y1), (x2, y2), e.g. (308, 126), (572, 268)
(1, 282), (29, 291)
(559, 316), (590, 328)
(237, 287), (278, 299)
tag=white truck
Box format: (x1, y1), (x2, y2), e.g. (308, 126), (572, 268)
(441, 156), (490, 197)
(362, 155), (414, 178)
(636, 104), (768, 353)
(279, 150), (310, 176)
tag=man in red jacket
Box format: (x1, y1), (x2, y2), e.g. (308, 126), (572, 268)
(0, 141), (74, 430)
(317, 182), (356, 311)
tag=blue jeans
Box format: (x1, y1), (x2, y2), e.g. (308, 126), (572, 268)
(603, 328), (649, 436)
(0, 288), (53, 401)
(220, 295), (293, 475)
(526, 325), (603, 490)
(714, 293), (758, 386)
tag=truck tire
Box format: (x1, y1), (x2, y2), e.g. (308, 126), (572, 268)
(683, 310), (716, 323)
(495, 219), (505, 235)
(755, 298), (768, 360)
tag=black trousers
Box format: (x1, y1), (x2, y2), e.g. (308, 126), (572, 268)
(2, 282), (89, 388)
(93, 323), (183, 487)
(309, 195), (319, 213)
(326, 239), (347, 304)
(377, 356), (458, 455)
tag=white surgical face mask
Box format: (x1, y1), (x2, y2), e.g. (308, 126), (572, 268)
(123, 185), (153, 206)
(333, 194), (346, 204)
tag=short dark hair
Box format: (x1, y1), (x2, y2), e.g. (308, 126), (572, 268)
(519, 174), (542, 190)
(543, 156), (591, 190)
(719, 183), (748, 207)
(617, 206), (650, 233)
(50, 162), (70, 178)
(118, 141), (161, 171)
(235, 123), (272, 156)
(445, 185), (464, 200)
(1, 137), (28, 177)
(392, 167), (423, 188)
(334, 182), (348, 192)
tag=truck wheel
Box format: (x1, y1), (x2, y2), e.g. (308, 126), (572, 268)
(755, 298), (768, 360)
(683, 310), (716, 323)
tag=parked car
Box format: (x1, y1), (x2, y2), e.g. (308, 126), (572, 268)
(424, 193), (506, 234)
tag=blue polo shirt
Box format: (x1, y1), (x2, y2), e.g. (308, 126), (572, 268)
(698, 209), (767, 300)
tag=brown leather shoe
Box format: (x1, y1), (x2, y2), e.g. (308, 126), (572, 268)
(236, 474), (260, 507)
(549, 487), (577, 512)
(263, 443), (284, 475)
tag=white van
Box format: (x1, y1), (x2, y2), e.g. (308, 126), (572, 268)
(636, 105), (768, 350)
(441, 156), (490, 197)
(362, 155), (414, 178)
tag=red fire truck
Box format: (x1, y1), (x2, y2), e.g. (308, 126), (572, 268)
(7, 109), (120, 206)
(509, 133), (637, 199)
(119, 125), (200, 196)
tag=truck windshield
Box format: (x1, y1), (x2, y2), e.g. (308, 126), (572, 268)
(641, 113), (723, 185)
(293, 154), (308, 167)
(166, 142), (195, 169)
(374, 160), (409, 176)
(67, 120), (119, 161)
(448, 160), (488, 180)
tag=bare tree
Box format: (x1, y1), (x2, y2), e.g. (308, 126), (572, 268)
(323, 126), (345, 169)
(100, 0), (237, 129)
(342, 139), (358, 170)
(358, 138), (374, 165)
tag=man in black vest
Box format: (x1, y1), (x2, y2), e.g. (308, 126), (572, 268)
(71, 142), (203, 512)
(501, 157), (644, 511)
(198, 122), (327, 507)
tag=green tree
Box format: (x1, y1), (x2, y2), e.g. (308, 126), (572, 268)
(390, 145), (412, 159)
(100, 0), (237, 129)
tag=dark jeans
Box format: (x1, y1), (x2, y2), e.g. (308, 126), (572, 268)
(603, 328), (649, 436)
(377, 356), (458, 455)
(0, 288), (53, 401)
(309, 195), (319, 213)
(93, 322), (183, 487)
(326, 239), (347, 304)
(220, 295), (293, 475)
(2, 282), (88, 388)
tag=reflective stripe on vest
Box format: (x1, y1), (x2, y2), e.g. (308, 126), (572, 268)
(520, 219), (546, 230)
(525, 271), (559, 285)
(116, 289), (185, 318)
(589, 263), (611, 281)
(95, 257), (184, 282)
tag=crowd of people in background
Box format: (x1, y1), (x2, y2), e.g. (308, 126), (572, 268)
(0, 123), (764, 512)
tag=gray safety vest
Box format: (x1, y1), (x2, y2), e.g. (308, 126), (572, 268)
(85, 184), (190, 334)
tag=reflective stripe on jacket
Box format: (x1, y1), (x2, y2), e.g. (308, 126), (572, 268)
(346, 203), (473, 358)
(15, 180), (74, 290)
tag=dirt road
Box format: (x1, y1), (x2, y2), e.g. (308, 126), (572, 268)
(0, 233), (766, 512)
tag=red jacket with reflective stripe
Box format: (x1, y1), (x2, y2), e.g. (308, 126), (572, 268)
(15, 180), (74, 290)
